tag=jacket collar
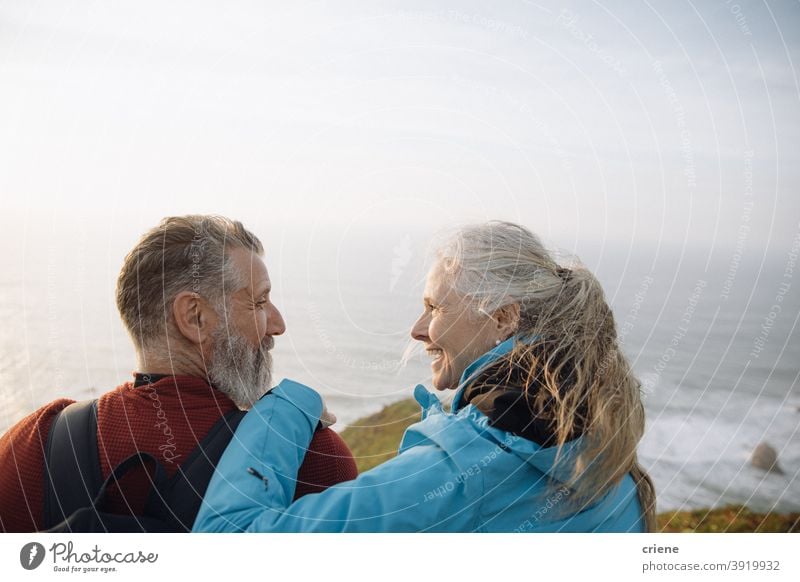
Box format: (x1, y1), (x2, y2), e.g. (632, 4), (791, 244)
(452, 335), (520, 411)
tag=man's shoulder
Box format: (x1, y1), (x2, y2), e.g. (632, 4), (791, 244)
(295, 428), (358, 495)
(0, 398), (79, 532)
(307, 427), (354, 457)
(0, 397), (76, 445)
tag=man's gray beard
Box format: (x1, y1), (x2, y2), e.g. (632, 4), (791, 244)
(208, 326), (273, 410)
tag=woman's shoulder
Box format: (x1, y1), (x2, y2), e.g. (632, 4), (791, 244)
(400, 401), (521, 468)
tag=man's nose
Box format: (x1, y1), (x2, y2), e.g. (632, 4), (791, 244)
(410, 312), (430, 342)
(267, 304), (286, 336)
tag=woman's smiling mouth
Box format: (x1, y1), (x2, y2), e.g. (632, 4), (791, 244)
(426, 347), (444, 363)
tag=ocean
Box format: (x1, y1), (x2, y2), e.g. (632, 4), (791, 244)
(0, 220), (797, 514)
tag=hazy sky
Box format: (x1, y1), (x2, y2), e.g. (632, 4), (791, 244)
(1, 0), (799, 252)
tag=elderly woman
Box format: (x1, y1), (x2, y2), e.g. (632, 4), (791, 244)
(193, 221), (656, 532)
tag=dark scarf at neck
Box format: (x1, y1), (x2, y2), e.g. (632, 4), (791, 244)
(459, 344), (586, 447)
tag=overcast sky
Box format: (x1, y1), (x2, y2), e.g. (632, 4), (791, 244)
(1, 0), (798, 253)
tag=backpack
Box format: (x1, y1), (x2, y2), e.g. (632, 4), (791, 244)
(41, 399), (245, 532)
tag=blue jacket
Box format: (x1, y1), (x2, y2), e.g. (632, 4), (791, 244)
(193, 339), (645, 532)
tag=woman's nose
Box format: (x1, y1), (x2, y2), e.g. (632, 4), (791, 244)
(410, 312), (429, 342)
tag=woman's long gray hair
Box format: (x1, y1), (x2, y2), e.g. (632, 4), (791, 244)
(434, 221), (656, 532)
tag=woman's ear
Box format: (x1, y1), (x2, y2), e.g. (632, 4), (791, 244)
(172, 291), (217, 346)
(494, 302), (521, 339)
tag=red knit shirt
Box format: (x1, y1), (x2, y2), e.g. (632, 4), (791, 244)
(0, 375), (358, 532)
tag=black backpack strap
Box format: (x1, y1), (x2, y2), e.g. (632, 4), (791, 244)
(42, 399), (103, 530)
(97, 452), (170, 528)
(43, 402), (245, 532)
(156, 409), (246, 531)
(46, 452), (171, 533)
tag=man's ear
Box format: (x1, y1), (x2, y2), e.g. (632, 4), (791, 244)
(172, 291), (217, 346)
(493, 302), (521, 339)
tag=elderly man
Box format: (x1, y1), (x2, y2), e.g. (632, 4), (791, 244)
(0, 215), (357, 532)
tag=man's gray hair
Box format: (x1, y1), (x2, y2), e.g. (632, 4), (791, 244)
(116, 215), (263, 349)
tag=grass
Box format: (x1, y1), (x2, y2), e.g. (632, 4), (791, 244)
(339, 398), (799, 533)
(657, 506), (799, 533)
(339, 398), (422, 473)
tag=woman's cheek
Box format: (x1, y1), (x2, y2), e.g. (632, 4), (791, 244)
(427, 317), (441, 345)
